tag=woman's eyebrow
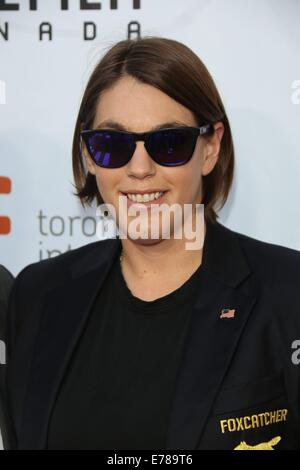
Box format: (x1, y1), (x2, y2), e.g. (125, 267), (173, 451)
(94, 120), (190, 131)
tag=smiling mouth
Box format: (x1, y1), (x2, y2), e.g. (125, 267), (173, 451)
(119, 191), (167, 206)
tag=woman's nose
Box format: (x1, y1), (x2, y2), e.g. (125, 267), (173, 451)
(125, 141), (156, 178)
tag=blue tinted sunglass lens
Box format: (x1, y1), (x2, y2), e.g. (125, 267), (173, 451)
(82, 128), (197, 168)
(85, 131), (135, 168)
(146, 129), (196, 166)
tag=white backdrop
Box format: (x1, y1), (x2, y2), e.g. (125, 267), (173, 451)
(0, 0), (300, 447)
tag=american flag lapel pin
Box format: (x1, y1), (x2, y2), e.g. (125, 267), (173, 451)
(220, 308), (236, 319)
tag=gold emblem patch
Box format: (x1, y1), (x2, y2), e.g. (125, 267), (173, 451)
(234, 435), (281, 450)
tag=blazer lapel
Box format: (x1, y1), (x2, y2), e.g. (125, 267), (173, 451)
(165, 222), (258, 449)
(18, 239), (122, 450)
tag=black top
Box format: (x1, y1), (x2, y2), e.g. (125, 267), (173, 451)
(47, 255), (202, 450)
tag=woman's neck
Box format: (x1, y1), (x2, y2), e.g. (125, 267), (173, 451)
(119, 223), (206, 301)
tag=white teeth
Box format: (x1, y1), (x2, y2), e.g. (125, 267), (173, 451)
(126, 191), (164, 202)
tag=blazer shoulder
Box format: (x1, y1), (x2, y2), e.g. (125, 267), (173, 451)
(229, 226), (300, 285)
(0, 265), (14, 285)
(14, 238), (115, 290)
(0, 265), (14, 339)
(0, 264), (14, 305)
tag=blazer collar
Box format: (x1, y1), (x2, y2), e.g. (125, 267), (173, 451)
(18, 221), (257, 449)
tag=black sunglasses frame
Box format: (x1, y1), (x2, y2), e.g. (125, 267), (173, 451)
(80, 124), (214, 168)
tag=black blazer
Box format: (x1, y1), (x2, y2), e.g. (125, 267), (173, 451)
(3, 221), (300, 450)
(0, 265), (14, 449)
(0, 265), (14, 342)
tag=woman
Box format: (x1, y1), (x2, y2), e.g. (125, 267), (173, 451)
(4, 37), (300, 450)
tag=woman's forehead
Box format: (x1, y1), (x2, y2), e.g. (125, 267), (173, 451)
(93, 77), (197, 130)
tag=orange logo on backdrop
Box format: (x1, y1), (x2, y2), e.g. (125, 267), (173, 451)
(0, 176), (11, 234)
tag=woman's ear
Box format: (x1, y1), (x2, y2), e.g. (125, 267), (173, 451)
(201, 122), (224, 176)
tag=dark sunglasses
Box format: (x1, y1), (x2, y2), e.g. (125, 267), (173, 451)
(80, 124), (214, 168)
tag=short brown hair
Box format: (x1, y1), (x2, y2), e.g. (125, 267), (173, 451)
(72, 36), (234, 224)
